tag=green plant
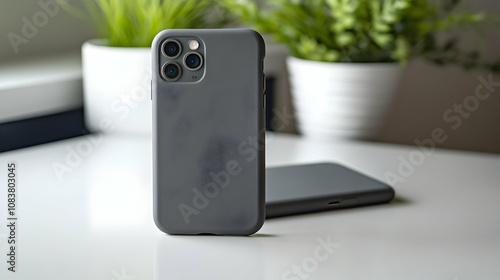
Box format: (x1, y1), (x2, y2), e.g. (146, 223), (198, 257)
(59, 0), (225, 47)
(221, 0), (500, 71)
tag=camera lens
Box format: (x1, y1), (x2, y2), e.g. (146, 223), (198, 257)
(161, 39), (182, 58)
(161, 62), (181, 81)
(183, 52), (203, 71)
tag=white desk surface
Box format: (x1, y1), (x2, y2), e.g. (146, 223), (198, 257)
(0, 133), (499, 280)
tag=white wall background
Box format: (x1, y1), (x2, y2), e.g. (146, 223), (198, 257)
(0, 0), (94, 61)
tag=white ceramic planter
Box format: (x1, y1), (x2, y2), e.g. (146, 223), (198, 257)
(82, 39), (152, 135)
(287, 56), (402, 140)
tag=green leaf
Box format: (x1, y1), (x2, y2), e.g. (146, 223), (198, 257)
(221, 0), (500, 69)
(60, 0), (223, 47)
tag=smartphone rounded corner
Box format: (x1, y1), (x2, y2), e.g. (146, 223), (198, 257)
(153, 210), (172, 235)
(243, 208), (266, 236)
(151, 30), (166, 49)
(386, 185), (396, 202)
(244, 28), (266, 60)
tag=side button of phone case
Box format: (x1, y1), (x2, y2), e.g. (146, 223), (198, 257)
(263, 74), (266, 91)
(262, 74), (266, 109)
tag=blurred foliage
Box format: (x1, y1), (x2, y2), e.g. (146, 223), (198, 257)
(220, 0), (500, 71)
(58, 0), (226, 47)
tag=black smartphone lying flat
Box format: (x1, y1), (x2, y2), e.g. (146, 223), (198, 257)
(265, 163), (395, 218)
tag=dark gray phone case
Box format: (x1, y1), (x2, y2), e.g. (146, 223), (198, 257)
(152, 29), (266, 235)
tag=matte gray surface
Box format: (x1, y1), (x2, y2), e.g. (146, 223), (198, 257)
(152, 29), (266, 235)
(266, 163), (395, 218)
